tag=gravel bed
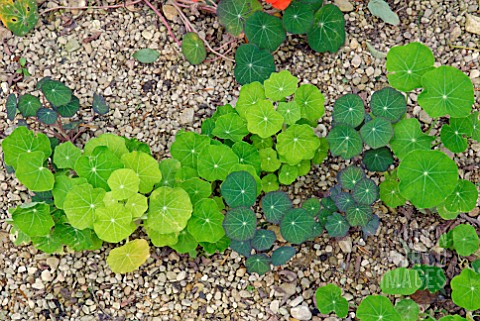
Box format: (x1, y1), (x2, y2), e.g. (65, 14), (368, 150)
(0, 0), (479, 320)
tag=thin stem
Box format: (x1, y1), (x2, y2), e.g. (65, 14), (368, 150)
(41, 0), (144, 15)
(171, 1), (197, 33)
(143, 0), (182, 46)
(448, 41), (480, 52)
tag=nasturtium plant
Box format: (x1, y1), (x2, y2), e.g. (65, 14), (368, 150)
(363, 147), (394, 172)
(251, 229), (276, 251)
(389, 118), (435, 160)
(370, 87), (406, 123)
(443, 179), (478, 214)
(380, 268), (422, 295)
(217, 0), (262, 36)
(245, 11), (286, 52)
(450, 224), (479, 257)
(394, 299), (419, 321)
(280, 208), (314, 244)
(187, 199), (225, 243)
(325, 213), (349, 238)
(221, 171), (257, 207)
(327, 125), (363, 159)
(234, 44), (276, 85)
(271, 246), (296, 266)
(339, 166), (365, 190)
(261, 190), (292, 223)
(246, 254), (271, 275)
(307, 4), (345, 53)
(356, 295), (401, 321)
(283, 2), (314, 34)
(197, 145), (239, 181)
(181, 32), (207, 65)
(0, 0), (39, 36)
(360, 117), (394, 149)
(106, 239), (150, 274)
(11, 203), (54, 237)
(315, 284), (349, 318)
(450, 268), (480, 311)
(264, 70), (298, 101)
(223, 207), (257, 241)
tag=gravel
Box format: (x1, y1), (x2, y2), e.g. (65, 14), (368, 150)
(1, 0), (480, 320)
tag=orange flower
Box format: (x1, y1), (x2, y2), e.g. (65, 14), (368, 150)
(265, 0), (292, 10)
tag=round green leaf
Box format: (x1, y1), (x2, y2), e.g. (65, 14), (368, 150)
(121, 151), (162, 194)
(277, 101), (301, 125)
(413, 265), (446, 293)
(217, 0), (262, 36)
(302, 198), (320, 216)
(381, 268), (422, 295)
(223, 206), (257, 241)
(56, 94), (80, 117)
(332, 94), (365, 127)
(145, 186), (193, 234)
(12, 203), (54, 237)
(106, 239), (150, 274)
(276, 124), (320, 165)
(325, 212), (349, 238)
(200, 235), (230, 255)
(338, 166), (365, 190)
(0, 0), (38, 36)
(390, 118), (435, 160)
(283, 2), (314, 34)
(315, 284), (349, 318)
(326, 125), (363, 159)
(444, 179), (478, 213)
(360, 117), (394, 149)
(418, 66), (474, 118)
(251, 134), (273, 149)
(125, 193), (148, 218)
(146, 228), (178, 247)
(261, 190), (292, 224)
(353, 178), (379, 205)
(41, 79), (72, 106)
(321, 196), (338, 213)
(230, 239), (252, 257)
(450, 268), (480, 311)
(53, 141), (82, 169)
(452, 224), (479, 256)
(15, 151), (54, 192)
(158, 158), (181, 187)
(235, 81), (266, 118)
(386, 42), (435, 92)
(278, 164), (298, 185)
(370, 87), (406, 122)
(133, 48), (160, 64)
(280, 208), (314, 244)
(228, 164), (262, 196)
(93, 204), (136, 243)
(18, 94), (42, 117)
(307, 4), (345, 53)
(398, 150), (458, 209)
(264, 70), (298, 101)
(363, 147), (394, 172)
(357, 296), (401, 321)
(232, 141), (261, 174)
(234, 44), (275, 85)
(182, 32), (206, 65)
(212, 113), (249, 142)
(441, 124), (468, 153)
(333, 192), (356, 212)
(245, 99), (284, 138)
(379, 179), (406, 208)
(107, 168), (140, 200)
(271, 246), (296, 266)
(6, 93), (17, 121)
(245, 11), (285, 52)
(221, 171), (257, 208)
(251, 229), (275, 251)
(52, 175), (88, 209)
(245, 254), (271, 275)
(197, 144), (239, 181)
(187, 198), (225, 243)
(63, 183), (106, 230)
(84, 133), (129, 159)
(170, 131), (211, 169)
(31, 233), (63, 254)
(295, 83), (325, 122)
(179, 177), (212, 205)
(368, 0), (399, 25)
(259, 148), (281, 172)
(261, 174), (279, 193)
(346, 204), (373, 227)
(394, 299), (419, 321)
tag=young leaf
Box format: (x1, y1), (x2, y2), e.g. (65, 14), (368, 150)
(122, 151), (162, 194)
(370, 87), (406, 122)
(234, 44), (275, 85)
(201, 235), (230, 255)
(217, 0), (261, 36)
(452, 224), (479, 256)
(133, 48), (160, 63)
(84, 133), (129, 158)
(389, 118), (435, 160)
(444, 179), (478, 213)
(363, 147), (394, 172)
(379, 179), (406, 208)
(125, 193), (148, 218)
(223, 206), (257, 241)
(332, 94), (365, 127)
(278, 164), (298, 185)
(182, 32), (206, 65)
(52, 175), (88, 209)
(321, 197), (338, 213)
(93, 204), (136, 243)
(307, 4), (345, 53)
(232, 141), (261, 174)
(259, 148), (281, 172)
(386, 42), (435, 92)
(0, 0), (38, 36)
(277, 101), (301, 125)
(346, 204), (373, 227)
(31, 233), (63, 254)
(221, 171), (257, 208)
(106, 239), (150, 274)
(302, 198), (321, 216)
(450, 268), (480, 311)
(197, 145), (239, 181)
(326, 125), (363, 159)
(235, 81), (266, 118)
(245, 11), (286, 52)
(18, 94), (42, 117)
(362, 214), (380, 238)
(261, 174), (279, 193)
(413, 265), (446, 293)
(41, 79), (72, 106)
(394, 299), (419, 321)
(245, 99), (283, 138)
(276, 124), (320, 165)
(251, 134), (273, 149)
(357, 296), (401, 321)
(230, 239), (252, 257)
(295, 84), (325, 122)
(338, 166), (365, 190)
(146, 228), (178, 247)
(380, 268), (422, 295)
(170, 131), (210, 169)
(271, 246), (296, 266)
(107, 168), (140, 200)
(280, 208), (314, 244)
(53, 141), (82, 169)
(212, 113), (249, 142)
(315, 284), (349, 318)
(325, 213), (349, 238)
(11, 203), (54, 237)
(360, 117), (394, 149)
(261, 190), (292, 224)
(92, 93), (109, 115)
(398, 150), (458, 209)
(187, 198), (225, 243)
(63, 183), (106, 230)
(264, 70), (298, 101)
(251, 229), (276, 251)
(145, 186), (192, 234)
(245, 254), (271, 275)
(368, 0), (400, 25)
(283, 1), (314, 34)
(418, 66), (474, 118)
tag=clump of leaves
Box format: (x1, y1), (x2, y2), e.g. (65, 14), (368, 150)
(5, 77), (109, 145)
(218, 0), (345, 84)
(15, 57), (30, 77)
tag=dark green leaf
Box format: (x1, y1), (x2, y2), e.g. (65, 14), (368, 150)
(307, 4), (345, 53)
(370, 87), (406, 122)
(36, 108), (58, 125)
(280, 208), (314, 244)
(230, 239), (252, 257)
(92, 93), (109, 115)
(223, 207), (257, 241)
(41, 79), (72, 106)
(234, 44), (275, 85)
(283, 1), (314, 34)
(261, 191), (292, 224)
(6, 93), (17, 121)
(18, 94), (42, 117)
(56, 95), (80, 117)
(245, 11), (286, 52)
(271, 246), (296, 266)
(363, 147), (394, 172)
(245, 254), (271, 275)
(182, 32), (207, 65)
(221, 171), (257, 208)
(251, 229), (275, 251)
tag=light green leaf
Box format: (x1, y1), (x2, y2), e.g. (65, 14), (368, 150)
(121, 151), (162, 194)
(235, 81), (266, 118)
(187, 198), (225, 243)
(94, 204), (136, 243)
(452, 224), (479, 256)
(2, 126), (51, 169)
(170, 131), (211, 169)
(444, 180), (478, 213)
(245, 100), (284, 138)
(295, 83), (325, 122)
(356, 296), (401, 321)
(264, 70), (298, 101)
(84, 133), (129, 159)
(276, 124), (320, 165)
(63, 183), (106, 230)
(394, 300), (419, 321)
(277, 101), (301, 125)
(315, 284), (349, 318)
(52, 175), (88, 209)
(53, 141), (82, 169)
(368, 0), (400, 25)
(107, 168), (140, 200)
(12, 203), (54, 237)
(15, 151), (55, 192)
(212, 113), (249, 142)
(133, 48), (160, 64)
(380, 268), (422, 295)
(451, 268), (480, 311)
(232, 141), (261, 174)
(106, 239), (150, 274)
(125, 193), (148, 218)
(0, 0), (39, 37)
(390, 118), (435, 160)
(197, 144), (239, 181)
